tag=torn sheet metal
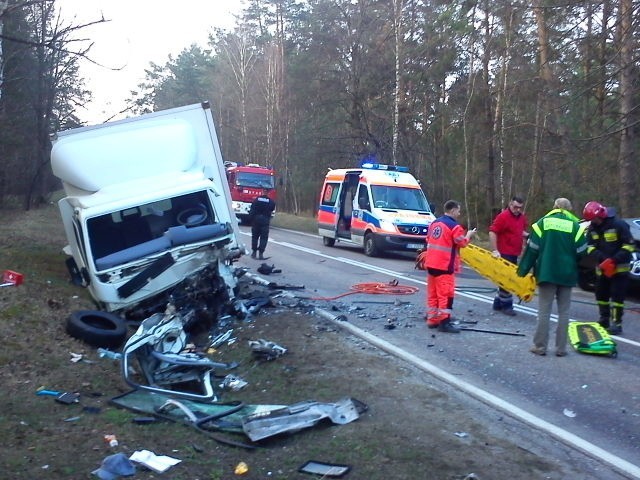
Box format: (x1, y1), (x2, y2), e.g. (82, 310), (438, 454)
(241, 398), (361, 442)
(110, 390), (366, 442)
(122, 309), (236, 401)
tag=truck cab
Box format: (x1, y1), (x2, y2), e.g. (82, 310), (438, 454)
(225, 163), (276, 224)
(317, 163), (435, 256)
(51, 102), (243, 318)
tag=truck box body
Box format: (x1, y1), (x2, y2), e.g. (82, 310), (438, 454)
(51, 102), (243, 316)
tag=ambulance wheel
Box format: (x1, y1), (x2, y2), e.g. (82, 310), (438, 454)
(323, 237), (336, 247)
(66, 310), (128, 349)
(364, 233), (379, 257)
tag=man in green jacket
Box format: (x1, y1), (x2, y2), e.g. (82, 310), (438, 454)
(517, 198), (588, 357)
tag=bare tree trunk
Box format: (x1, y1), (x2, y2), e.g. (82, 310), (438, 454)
(221, 31), (256, 164)
(531, 0), (552, 205)
(481, 0), (495, 216)
(616, 0), (635, 215)
(0, 0), (7, 101)
(391, 0), (404, 165)
(494, 6), (514, 208)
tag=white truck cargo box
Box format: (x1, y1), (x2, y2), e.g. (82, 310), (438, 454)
(51, 102), (243, 317)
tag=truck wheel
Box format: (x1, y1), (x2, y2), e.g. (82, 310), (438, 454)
(363, 233), (379, 257)
(323, 237), (336, 247)
(66, 310), (128, 349)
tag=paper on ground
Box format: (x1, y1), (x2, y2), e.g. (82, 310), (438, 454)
(129, 450), (181, 473)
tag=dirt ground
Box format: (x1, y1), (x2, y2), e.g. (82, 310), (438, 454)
(0, 203), (603, 479)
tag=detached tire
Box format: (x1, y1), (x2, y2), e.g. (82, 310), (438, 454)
(66, 310), (127, 349)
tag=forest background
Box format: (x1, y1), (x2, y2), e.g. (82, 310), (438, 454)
(0, 0), (638, 228)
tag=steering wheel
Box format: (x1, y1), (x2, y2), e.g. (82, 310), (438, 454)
(177, 205), (208, 227)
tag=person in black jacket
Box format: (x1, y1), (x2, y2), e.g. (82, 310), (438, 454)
(249, 189), (276, 259)
(583, 201), (635, 335)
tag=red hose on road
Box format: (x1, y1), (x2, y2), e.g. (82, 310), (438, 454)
(310, 280), (419, 301)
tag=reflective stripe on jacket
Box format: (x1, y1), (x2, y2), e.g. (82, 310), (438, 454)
(424, 215), (470, 274)
(586, 216), (634, 274)
(517, 209), (588, 286)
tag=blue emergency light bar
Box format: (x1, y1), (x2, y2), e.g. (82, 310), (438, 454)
(361, 163), (409, 172)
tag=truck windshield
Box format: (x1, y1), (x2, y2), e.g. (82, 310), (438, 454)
(370, 186), (430, 211)
(235, 172), (275, 189)
(87, 191), (216, 269)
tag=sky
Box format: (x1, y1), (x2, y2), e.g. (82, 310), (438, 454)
(56, 0), (246, 124)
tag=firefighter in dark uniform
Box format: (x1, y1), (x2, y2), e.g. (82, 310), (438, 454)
(583, 201), (635, 335)
(249, 189), (276, 259)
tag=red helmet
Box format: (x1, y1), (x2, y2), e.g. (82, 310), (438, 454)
(583, 201), (607, 221)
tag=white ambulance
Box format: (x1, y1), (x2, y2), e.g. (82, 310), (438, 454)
(317, 163), (435, 256)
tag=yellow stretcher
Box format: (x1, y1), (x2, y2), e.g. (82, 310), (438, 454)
(460, 243), (536, 302)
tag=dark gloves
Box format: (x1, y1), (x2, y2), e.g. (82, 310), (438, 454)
(599, 258), (616, 278)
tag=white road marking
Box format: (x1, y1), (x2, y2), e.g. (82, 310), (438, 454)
(246, 229), (640, 477)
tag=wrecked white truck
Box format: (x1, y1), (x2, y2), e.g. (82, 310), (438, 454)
(51, 102), (244, 321)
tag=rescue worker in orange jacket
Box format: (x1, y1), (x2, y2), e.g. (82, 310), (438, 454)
(424, 200), (476, 333)
(583, 201), (635, 335)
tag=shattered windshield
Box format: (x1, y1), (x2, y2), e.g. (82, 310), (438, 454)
(236, 172), (275, 189)
(87, 191), (218, 270)
(370, 186), (430, 211)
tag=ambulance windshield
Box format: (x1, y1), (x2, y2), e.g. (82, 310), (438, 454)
(371, 186), (431, 212)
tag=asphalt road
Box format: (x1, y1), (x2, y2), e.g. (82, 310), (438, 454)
(238, 226), (640, 479)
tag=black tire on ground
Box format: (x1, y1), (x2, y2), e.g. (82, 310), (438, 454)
(323, 236), (336, 247)
(66, 310), (128, 349)
(363, 233), (379, 257)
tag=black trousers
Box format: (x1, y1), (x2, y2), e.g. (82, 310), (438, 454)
(251, 217), (270, 253)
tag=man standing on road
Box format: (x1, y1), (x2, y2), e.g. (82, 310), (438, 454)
(489, 196), (529, 316)
(249, 189), (276, 260)
(424, 200), (476, 333)
(517, 198), (587, 357)
(582, 201), (634, 335)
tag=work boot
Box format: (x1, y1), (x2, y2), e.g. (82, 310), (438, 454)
(492, 297), (502, 311)
(598, 304), (610, 328)
(438, 320), (460, 333)
(607, 323), (622, 335)
(251, 251), (257, 259)
(258, 252), (265, 260)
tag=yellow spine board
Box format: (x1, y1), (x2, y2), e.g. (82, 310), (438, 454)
(460, 243), (536, 302)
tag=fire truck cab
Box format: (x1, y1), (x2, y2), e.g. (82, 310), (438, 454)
(317, 163), (435, 256)
(225, 163), (276, 224)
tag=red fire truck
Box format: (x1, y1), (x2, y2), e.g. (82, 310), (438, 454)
(225, 162), (277, 224)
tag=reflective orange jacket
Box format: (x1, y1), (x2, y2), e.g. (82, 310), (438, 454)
(425, 215), (470, 273)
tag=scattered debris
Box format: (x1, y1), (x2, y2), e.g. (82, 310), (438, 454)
(97, 348), (123, 360)
(220, 374), (249, 391)
(234, 461), (249, 475)
(249, 339), (288, 361)
(103, 434), (118, 447)
(257, 263), (282, 275)
(92, 453), (135, 479)
(129, 449), (181, 474)
(122, 308), (237, 401)
(458, 327), (525, 337)
(35, 388), (80, 404)
(69, 352), (84, 363)
(241, 398), (364, 442)
(298, 460), (351, 477)
(563, 408), (576, 418)
(1, 269), (23, 287)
